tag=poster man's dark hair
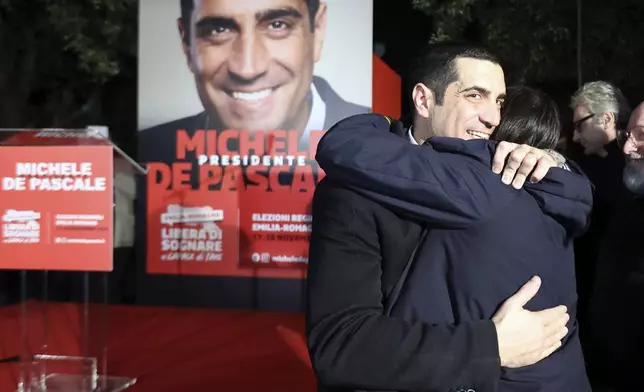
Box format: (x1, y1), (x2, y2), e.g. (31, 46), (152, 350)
(180, 0), (321, 43)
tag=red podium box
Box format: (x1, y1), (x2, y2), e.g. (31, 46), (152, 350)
(0, 128), (144, 391)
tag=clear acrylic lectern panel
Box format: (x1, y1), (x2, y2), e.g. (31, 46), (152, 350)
(0, 127), (146, 392)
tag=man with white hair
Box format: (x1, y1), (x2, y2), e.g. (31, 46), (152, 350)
(571, 81), (631, 157)
(568, 81), (633, 389)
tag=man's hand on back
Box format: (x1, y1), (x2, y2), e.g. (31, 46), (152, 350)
(492, 142), (564, 189)
(491, 276), (570, 368)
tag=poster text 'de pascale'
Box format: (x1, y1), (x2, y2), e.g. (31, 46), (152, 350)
(0, 145), (113, 271)
(149, 129), (326, 192)
(2, 162), (107, 192)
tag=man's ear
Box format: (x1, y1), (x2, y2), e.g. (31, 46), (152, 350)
(603, 112), (616, 128)
(177, 18), (195, 73)
(412, 83), (434, 119)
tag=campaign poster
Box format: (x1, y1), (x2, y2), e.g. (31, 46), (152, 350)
(138, 0), (373, 278)
(0, 140), (113, 271)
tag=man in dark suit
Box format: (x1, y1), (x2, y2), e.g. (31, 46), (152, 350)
(567, 82), (631, 357)
(307, 45), (577, 391)
(315, 113), (593, 391)
(140, 0), (369, 162)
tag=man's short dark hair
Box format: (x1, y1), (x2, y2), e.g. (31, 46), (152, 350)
(180, 0), (321, 43)
(492, 86), (561, 150)
(410, 43), (501, 105)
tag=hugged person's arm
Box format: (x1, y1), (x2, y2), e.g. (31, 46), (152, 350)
(307, 179), (572, 390)
(316, 114), (569, 228)
(316, 114), (518, 228)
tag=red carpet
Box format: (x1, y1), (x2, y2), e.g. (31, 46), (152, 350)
(0, 301), (316, 391)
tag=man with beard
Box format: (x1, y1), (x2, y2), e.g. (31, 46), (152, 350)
(587, 101), (644, 391)
(622, 102), (644, 192)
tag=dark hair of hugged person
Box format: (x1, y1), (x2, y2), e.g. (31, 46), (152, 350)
(492, 86), (561, 149)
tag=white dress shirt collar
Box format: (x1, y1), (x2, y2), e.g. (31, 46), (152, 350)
(407, 125), (420, 145)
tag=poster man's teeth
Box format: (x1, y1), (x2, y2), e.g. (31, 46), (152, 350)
(232, 89), (272, 102)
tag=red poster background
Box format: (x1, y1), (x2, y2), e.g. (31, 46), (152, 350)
(145, 55), (401, 279)
(146, 163), (313, 279)
(145, 166), (241, 276)
(0, 146), (113, 271)
(372, 54), (402, 119)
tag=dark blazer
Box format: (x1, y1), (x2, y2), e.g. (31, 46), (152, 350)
(307, 118), (503, 391)
(138, 76), (370, 163)
(314, 114), (594, 391)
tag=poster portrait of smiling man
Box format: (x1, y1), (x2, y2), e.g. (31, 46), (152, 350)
(136, 0), (373, 285)
(138, 0), (373, 161)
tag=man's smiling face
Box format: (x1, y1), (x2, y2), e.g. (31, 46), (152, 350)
(179, 0), (326, 131)
(429, 57), (506, 141)
(622, 103), (644, 195)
